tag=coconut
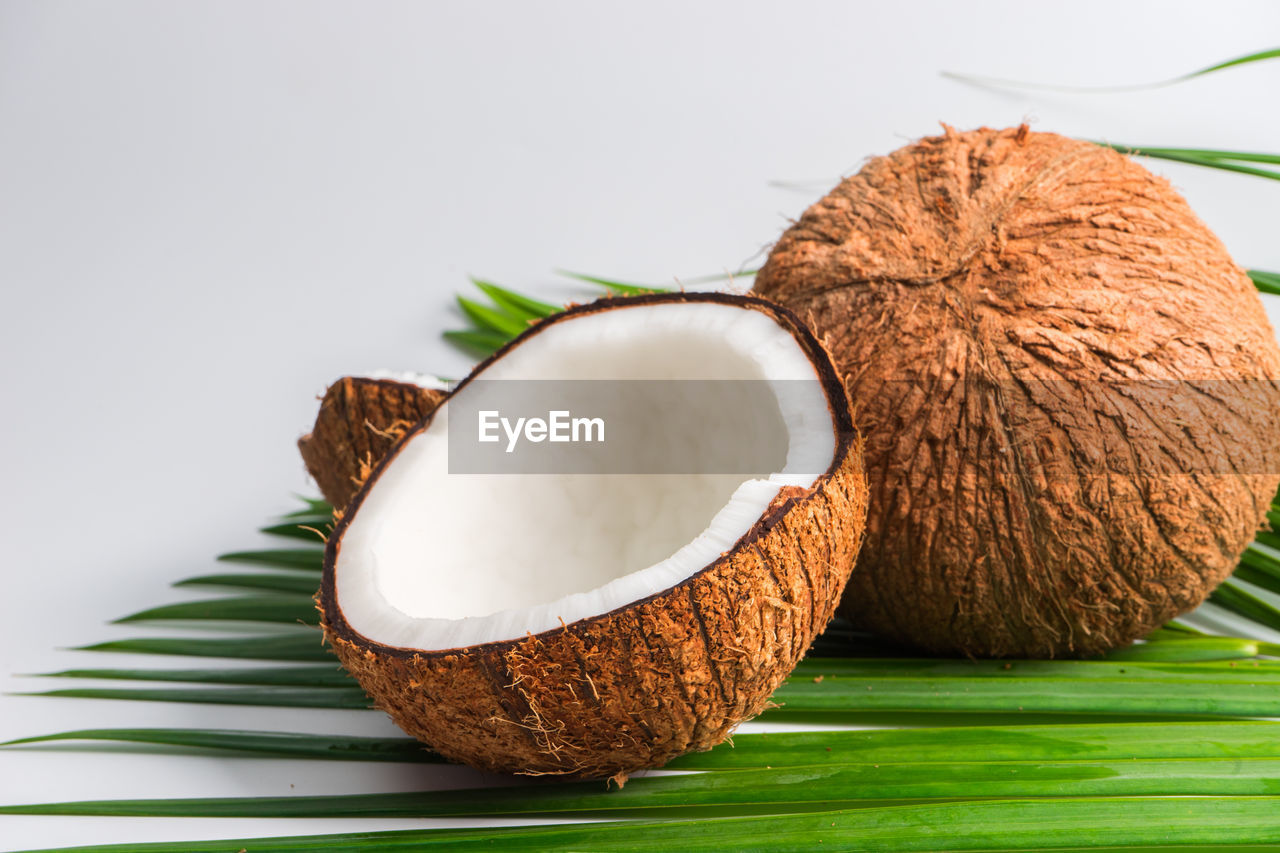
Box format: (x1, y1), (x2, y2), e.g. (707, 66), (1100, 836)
(317, 292), (867, 777)
(753, 125), (1280, 658)
(299, 375), (447, 509)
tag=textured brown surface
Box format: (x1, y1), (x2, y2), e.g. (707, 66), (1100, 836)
(319, 293), (868, 778)
(753, 125), (1280, 658)
(298, 377), (445, 510)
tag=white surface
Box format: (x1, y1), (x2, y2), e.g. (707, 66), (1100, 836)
(2, 1), (1279, 849)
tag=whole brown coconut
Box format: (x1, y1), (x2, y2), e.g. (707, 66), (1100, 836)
(753, 125), (1280, 658)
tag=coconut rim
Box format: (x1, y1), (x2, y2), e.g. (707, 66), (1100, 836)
(319, 291), (857, 661)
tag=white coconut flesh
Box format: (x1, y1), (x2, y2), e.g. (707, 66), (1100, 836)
(335, 301), (838, 651)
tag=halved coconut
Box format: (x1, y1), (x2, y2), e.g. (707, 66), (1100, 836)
(318, 292), (867, 778)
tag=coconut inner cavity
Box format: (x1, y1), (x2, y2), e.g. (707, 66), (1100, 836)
(335, 301), (837, 651)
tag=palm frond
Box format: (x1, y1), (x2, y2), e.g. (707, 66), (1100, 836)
(74, 632), (332, 661)
(470, 277), (560, 319)
(12, 720), (1280, 768)
(1250, 269), (1280, 295)
(114, 595), (318, 626)
(216, 548), (324, 571)
(27, 665), (352, 687)
(1, 728), (436, 763)
(17, 797), (1280, 852)
(172, 573), (321, 595)
(16, 685), (369, 709)
(1095, 142), (1280, 182)
(14, 115), (1280, 848)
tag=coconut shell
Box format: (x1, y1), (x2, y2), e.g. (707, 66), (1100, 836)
(298, 376), (446, 510)
(319, 293), (868, 778)
(753, 125), (1280, 658)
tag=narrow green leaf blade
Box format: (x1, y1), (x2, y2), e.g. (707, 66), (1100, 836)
(1249, 269), (1280, 296)
(30, 665), (353, 688)
(1149, 621), (1204, 636)
(1234, 562), (1280, 598)
(455, 295), (527, 337)
(114, 595), (318, 626)
(1210, 581), (1280, 633)
(74, 633), (332, 662)
(1188, 47), (1280, 78)
(555, 269), (670, 295)
(216, 549), (324, 571)
(556, 268), (754, 292)
(1091, 146), (1280, 165)
(1, 728), (437, 763)
(12, 721), (1280, 770)
(173, 573), (320, 595)
(766, 658), (1280, 718)
(15, 686), (370, 709)
(470, 278), (559, 319)
(20, 756), (1280, 817)
(1097, 143), (1280, 181)
(280, 497), (332, 518)
(258, 521), (328, 542)
(17, 796), (1280, 852)
(1100, 636), (1258, 662)
(788, 657), (1280, 682)
(671, 720), (1280, 770)
(442, 328), (507, 356)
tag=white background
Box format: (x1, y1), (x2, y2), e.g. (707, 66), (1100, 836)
(3, 1), (1280, 849)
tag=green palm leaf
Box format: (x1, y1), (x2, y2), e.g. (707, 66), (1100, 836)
(17, 796), (1280, 852)
(16, 686), (369, 709)
(555, 269), (675, 294)
(281, 497), (332, 517)
(441, 328), (508, 356)
(173, 572), (321, 595)
(470, 277), (560, 319)
(216, 548), (324, 571)
(258, 520), (329, 542)
(114, 594), (318, 625)
(74, 632), (332, 661)
(27, 665), (353, 687)
(26, 657), (1280, 717)
(1210, 581), (1280, 633)
(21, 755), (1280, 818)
(1, 728), (437, 763)
(1095, 636), (1260, 662)
(1250, 269), (1280, 295)
(1096, 143), (1280, 182)
(455, 294), (527, 338)
(10, 721), (1280, 769)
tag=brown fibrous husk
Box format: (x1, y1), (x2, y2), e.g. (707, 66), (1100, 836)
(298, 376), (446, 510)
(754, 125), (1280, 659)
(318, 292), (868, 778)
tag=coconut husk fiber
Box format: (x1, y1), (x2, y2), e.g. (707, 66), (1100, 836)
(754, 125), (1280, 658)
(319, 293), (869, 778)
(299, 376), (445, 510)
